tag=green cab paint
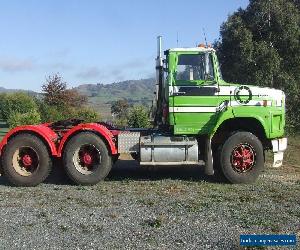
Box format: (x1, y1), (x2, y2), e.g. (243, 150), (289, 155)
(166, 48), (285, 139)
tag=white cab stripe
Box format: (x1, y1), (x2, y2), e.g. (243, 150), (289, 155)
(170, 85), (283, 105)
(230, 100), (272, 107)
(170, 100), (272, 113)
(169, 107), (217, 113)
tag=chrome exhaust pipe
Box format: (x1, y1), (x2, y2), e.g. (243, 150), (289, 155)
(157, 35), (162, 59)
(155, 36), (163, 102)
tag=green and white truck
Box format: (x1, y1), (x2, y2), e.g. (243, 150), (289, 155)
(0, 36), (287, 186)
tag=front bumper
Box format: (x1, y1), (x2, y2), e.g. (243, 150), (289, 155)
(271, 138), (288, 168)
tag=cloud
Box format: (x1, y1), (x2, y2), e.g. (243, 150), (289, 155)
(111, 69), (123, 77)
(119, 56), (154, 70)
(121, 58), (149, 69)
(145, 72), (155, 79)
(76, 67), (102, 79)
(76, 67), (125, 81)
(55, 48), (70, 58)
(75, 57), (153, 82)
(48, 62), (73, 71)
(0, 58), (34, 72)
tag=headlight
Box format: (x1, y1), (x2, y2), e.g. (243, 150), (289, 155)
(276, 99), (282, 107)
(275, 91), (285, 107)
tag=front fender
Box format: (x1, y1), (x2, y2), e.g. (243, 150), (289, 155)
(210, 107), (269, 139)
(232, 107), (270, 138)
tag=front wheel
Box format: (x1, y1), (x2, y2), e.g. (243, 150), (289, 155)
(219, 132), (264, 184)
(63, 132), (112, 185)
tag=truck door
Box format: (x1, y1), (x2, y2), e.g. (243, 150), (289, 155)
(169, 52), (220, 135)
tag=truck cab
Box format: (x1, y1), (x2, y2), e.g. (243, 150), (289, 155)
(158, 45), (285, 140)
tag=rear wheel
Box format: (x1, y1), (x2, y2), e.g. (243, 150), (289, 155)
(2, 134), (52, 186)
(63, 132), (112, 185)
(219, 132), (264, 184)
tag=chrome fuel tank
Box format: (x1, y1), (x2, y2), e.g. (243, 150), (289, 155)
(140, 135), (198, 165)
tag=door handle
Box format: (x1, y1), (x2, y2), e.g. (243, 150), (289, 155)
(173, 91), (186, 96)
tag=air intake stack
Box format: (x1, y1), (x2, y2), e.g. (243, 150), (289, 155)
(154, 36), (165, 126)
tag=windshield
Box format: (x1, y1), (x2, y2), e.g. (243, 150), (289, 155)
(176, 53), (214, 81)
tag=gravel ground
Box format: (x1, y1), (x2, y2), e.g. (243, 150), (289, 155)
(0, 155), (299, 250)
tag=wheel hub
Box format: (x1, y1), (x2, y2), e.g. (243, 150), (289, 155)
(22, 154), (33, 167)
(12, 147), (39, 176)
(231, 143), (255, 173)
(82, 153), (93, 165)
(73, 144), (102, 175)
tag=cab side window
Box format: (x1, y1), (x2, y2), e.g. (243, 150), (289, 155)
(176, 54), (214, 81)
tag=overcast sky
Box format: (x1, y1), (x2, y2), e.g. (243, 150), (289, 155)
(0, 0), (249, 91)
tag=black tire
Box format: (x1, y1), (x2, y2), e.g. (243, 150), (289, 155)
(63, 132), (112, 185)
(212, 145), (227, 182)
(112, 154), (120, 164)
(130, 152), (140, 161)
(219, 132), (264, 184)
(2, 134), (52, 186)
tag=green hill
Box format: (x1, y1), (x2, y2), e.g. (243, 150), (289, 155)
(75, 78), (155, 119)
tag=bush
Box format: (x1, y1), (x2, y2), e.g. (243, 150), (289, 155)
(38, 74), (97, 123)
(75, 107), (100, 123)
(7, 109), (41, 128)
(37, 101), (57, 122)
(38, 102), (80, 123)
(111, 99), (130, 119)
(0, 94), (6, 120)
(36, 98), (101, 123)
(0, 92), (39, 120)
(128, 105), (150, 128)
(114, 118), (128, 128)
(0, 79), (101, 127)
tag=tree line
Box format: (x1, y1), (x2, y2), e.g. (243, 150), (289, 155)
(110, 99), (150, 128)
(0, 73), (151, 128)
(0, 74), (99, 128)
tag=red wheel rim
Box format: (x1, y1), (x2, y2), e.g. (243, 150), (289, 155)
(73, 144), (101, 175)
(22, 154), (33, 167)
(230, 143), (256, 173)
(82, 152), (93, 165)
(13, 147), (39, 176)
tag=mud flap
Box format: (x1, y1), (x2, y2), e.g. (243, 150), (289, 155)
(205, 137), (214, 175)
(271, 138), (287, 168)
(273, 151), (284, 168)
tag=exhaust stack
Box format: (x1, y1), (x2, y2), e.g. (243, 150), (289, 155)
(153, 35), (166, 126)
(155, 36), (163, 102)
(157, 35), (162, 60)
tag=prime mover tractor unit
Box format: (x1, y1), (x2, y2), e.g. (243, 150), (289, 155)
(0, 37), (287, 186)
